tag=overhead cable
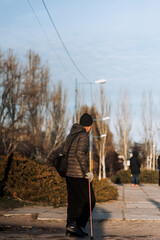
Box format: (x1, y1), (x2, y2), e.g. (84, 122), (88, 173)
(41, 0), (91, 83)
(27, 0), (73, 83)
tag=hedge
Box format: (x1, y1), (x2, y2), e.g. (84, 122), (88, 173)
(0, 153), (67, 206)
(0, 154), (118, 206)
(111, 169), (159, 184)
(92, 176), (118, 202)
(139, 169), (159, 183)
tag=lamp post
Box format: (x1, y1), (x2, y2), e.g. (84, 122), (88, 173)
(74, 78), (107, 171)
(90, 118), (110, 175)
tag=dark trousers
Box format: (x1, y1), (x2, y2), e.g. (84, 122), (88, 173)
(159, 170), (160, 186)
(132, 174), (139, 185)
(66, 176), (95, 228)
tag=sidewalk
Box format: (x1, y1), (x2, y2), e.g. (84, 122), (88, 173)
(3, 184), (160, 221)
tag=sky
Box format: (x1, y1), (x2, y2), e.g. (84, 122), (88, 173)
(1, 0), (160, 145)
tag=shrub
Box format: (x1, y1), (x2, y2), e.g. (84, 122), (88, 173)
(0, 154), (118, 207)
(0, 153), (67, 207)
(111, 169), (131, 184)
(111, 169), (159, 184)
(139, 169), (159, 183)
(92, 175), (118, 202)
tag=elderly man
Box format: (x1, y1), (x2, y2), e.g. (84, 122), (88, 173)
(63, 113), (95, 237)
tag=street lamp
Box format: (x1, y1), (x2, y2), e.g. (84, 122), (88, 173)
(92, 134), (107, 139)
(93, 117), (110, 121)
(98, 134), (107, 138)
(94, 79), (106, 84)
(74, 78), (107, 122)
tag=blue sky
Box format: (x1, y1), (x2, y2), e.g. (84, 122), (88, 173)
(1, 0), (160, 144)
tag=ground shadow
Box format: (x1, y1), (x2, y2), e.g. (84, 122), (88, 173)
(85, 205), (111, 239)
(147, 198), (160, 210)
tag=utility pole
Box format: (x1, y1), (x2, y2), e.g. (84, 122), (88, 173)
(89, 131), (93, 172)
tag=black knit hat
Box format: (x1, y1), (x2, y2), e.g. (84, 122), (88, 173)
(80, 113), (93, 126)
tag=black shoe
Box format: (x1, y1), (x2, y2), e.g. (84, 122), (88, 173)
(80, 228), (88, 236)
(75, 223), (88, 236)
(76, 226), (88, 237)
(66, 222), (84, 237)
(66, 230), (84, 237)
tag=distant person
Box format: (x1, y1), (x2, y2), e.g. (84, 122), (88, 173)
(158, 155), (160, 186)
(130, 151), (141, 187)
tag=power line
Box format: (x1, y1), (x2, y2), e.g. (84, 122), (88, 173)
(41, 0), (91, 83)
(27, 0), (74, 83)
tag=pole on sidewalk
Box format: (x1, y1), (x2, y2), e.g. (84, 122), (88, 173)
(89, 131), (93, 172)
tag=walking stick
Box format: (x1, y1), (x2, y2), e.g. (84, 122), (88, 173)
(88, 179), (94, 240)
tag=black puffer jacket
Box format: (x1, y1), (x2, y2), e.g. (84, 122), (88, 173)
(130, 151), (141, 174)
(63, 123), (89, 178)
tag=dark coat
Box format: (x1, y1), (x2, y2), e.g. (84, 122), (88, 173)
(130, 151), (141, 174)
(158, 156), (160, 170)
(63, 123), (89, 178)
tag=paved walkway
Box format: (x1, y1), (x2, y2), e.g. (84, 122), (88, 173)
(3, 184), (160, 221)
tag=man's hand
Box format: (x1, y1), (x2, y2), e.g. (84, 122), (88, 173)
(85, 172), (94, 182)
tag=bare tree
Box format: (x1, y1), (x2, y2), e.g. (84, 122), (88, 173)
(94, 87), (111, 179)
(0, 49), (24, 154)
(115, 90), (132, 170)
(23, 51), (69, 161)
(141, 92), (156, 170)
(74, 84), (86, 124)
(0, 49), (69, 161)
(45, 82), (69, 161)
(20, 50), (50, 160)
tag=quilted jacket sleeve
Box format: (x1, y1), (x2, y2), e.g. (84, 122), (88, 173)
(75, 132), (89, 176)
